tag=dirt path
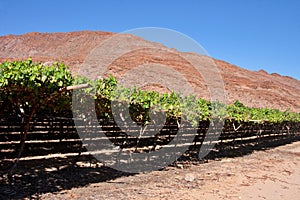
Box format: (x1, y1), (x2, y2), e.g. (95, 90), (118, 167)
(40, 141), (300, 200)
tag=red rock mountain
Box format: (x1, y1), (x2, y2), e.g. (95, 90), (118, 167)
(0, 31), (299, 112)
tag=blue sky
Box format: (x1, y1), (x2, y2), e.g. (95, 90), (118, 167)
(0, 0), (299, 80)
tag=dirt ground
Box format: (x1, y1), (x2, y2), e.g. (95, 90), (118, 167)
(36, 141), (300, 200)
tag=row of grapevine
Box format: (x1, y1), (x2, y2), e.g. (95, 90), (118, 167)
(1, 59), (300, 125)
(0, 59), (73, 117)
(0, 59), (74, 172)
(1, 59), (300, 175)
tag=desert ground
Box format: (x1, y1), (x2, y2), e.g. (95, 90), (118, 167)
(36, 141), (300, 200)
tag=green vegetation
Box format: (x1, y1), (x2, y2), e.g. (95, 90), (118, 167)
(0, 59), (73, 171)
(1, 59), (300, 127)
(226, 100), (300, 123)
(0, 58), (73, 116)
(2, 59), (299, 176)
(74, 75), (300, 126)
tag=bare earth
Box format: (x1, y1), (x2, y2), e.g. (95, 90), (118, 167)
(40, 141), (300, 200)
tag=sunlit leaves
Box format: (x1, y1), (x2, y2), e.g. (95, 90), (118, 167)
(1, 59), (299, 125)
(0, 59), (73, 115)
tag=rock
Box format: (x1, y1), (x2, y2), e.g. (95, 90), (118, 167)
(184, 173), (195, 182)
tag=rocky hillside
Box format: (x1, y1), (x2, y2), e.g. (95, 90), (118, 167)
(0, 31), (299, 112)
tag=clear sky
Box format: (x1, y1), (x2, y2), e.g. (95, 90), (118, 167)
(0, 0), (299, 80)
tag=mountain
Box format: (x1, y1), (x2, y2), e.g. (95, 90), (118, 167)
(0, 31), (299, 112)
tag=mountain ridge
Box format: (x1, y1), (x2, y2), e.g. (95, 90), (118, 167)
(1, 31), (299, 112)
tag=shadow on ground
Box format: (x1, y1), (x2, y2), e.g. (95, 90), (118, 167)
(0, 155), (134, 199)
(179, 135), (300, 162)
(1, 135), (300, 199)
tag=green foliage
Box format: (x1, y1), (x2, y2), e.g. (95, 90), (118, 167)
(1, 59), (300, 126)
(226, 100), (300, 123)
(226, 100), (251, 122)
(0, 59), (73, 115)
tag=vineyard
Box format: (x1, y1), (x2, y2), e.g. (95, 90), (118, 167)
(0, 59), (300, 170)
